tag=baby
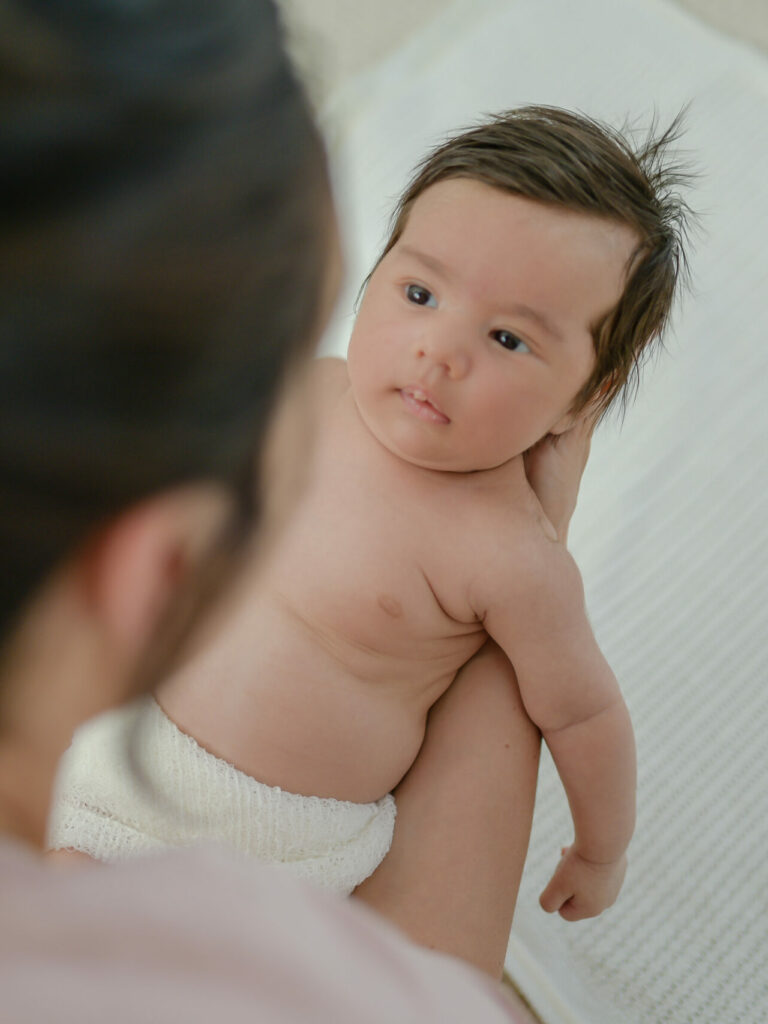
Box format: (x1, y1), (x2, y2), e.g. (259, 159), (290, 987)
(50, 107), (690, 911)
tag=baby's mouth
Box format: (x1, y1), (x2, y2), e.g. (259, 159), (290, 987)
(400, 387), (450, 425)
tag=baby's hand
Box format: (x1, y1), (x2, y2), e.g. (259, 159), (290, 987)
(539, 846), (627, 921)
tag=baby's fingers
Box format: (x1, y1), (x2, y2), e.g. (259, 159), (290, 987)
(539, 863), (573, 915)
(554, 894), (597, 922)
(540, 879), (601, 921)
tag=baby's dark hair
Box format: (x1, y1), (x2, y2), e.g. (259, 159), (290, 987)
(377, 105), (695, 419)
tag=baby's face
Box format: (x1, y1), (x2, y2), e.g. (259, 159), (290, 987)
(347, 178), (638, 472)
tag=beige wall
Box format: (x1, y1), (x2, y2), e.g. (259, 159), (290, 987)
(278, 0), (768, 102)
(278, 0), (446, 98)
(675, 0), (768, 53)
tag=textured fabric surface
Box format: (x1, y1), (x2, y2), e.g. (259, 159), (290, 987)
(319, 0), (768, 1020)
(49, 698), (396, 895)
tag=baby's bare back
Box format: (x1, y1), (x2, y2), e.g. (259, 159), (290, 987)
(158, 378), (537, 803)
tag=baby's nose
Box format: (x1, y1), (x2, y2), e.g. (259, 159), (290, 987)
(415, 330), (471, 380)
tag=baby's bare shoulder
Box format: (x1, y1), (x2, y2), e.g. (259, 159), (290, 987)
(464, 490), (581, 622)
(463, 460), (559, 553)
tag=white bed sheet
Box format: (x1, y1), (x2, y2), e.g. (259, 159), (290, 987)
(320, 2), (768, 1021)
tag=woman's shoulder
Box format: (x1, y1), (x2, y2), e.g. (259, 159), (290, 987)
(308, 355), (350, 413)
(0, 840), (516, 1023)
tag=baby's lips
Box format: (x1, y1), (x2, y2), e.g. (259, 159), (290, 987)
(401, 384), (450, 421)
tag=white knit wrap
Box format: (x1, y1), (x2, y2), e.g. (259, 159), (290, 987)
(48, 698), (396, 895)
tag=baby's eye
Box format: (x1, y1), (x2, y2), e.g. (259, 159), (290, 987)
(405, 284), (437, 308)
(493, 329), (531, 354)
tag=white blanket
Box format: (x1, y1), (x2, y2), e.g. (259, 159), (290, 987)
(320, 1), (768, 1021)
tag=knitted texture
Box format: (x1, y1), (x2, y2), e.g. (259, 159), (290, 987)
(48, 698), (396, 895)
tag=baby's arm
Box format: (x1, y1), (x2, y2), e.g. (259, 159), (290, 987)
(474, 543), (636, 921)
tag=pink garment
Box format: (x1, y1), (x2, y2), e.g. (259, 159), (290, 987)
(0, 838), (522, 1023)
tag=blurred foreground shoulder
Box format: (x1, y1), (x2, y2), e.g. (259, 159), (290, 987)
(0, 842), (519, 1024)
(309, 356), (350, 412)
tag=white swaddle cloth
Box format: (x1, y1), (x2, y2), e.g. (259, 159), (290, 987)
(49, 698), (396, 895)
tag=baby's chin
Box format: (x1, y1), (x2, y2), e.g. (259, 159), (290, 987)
(351, 391), (528, 473)
(370, 426), (525, 475)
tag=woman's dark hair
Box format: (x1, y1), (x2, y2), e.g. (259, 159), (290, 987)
(0, 0), (332, 640)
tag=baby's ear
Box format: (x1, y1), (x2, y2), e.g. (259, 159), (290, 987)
(550, 411), (578, 436)
(552, 377), (614, 435)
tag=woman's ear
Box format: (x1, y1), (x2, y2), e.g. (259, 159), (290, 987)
(79, 486), (231, 660)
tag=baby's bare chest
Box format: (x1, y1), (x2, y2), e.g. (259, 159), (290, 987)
(261, 395), (536, 684)
(270, 472), (478, 661)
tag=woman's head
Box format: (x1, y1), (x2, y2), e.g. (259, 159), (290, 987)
(0, 1), (336, 834)
(0, 0), (334, 645)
